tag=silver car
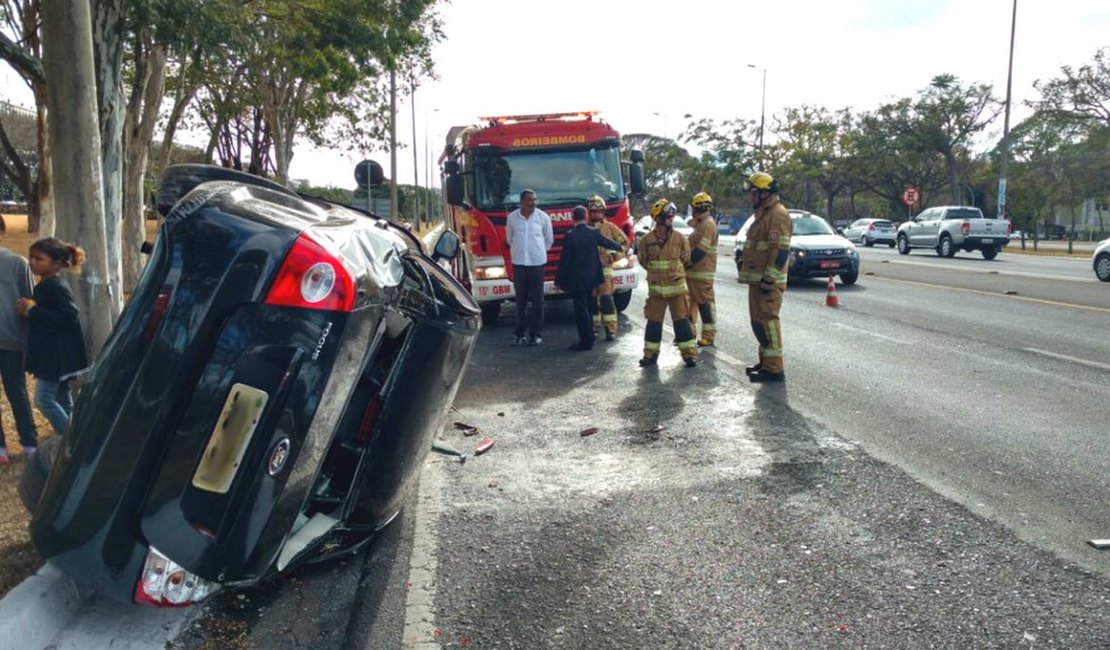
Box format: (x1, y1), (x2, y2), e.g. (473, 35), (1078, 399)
(843, 218), (897, 247)
(1094, 237), (1110, 282)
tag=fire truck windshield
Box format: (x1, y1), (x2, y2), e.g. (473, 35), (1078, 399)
(473, 145), (624, 210)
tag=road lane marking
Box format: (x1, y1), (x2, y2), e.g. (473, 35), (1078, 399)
(868, 276), (1110, 314)
(1022, 348), (1110, 372)
(831, 323), (907, 344)
(403, 459), (444, 649)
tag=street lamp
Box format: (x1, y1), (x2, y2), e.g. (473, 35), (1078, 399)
(746, 64), (767, 170)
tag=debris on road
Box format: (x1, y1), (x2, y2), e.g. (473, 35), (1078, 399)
(475, 438), (495, 456)
(579, 426), (599, 437)
(453, 421), (480, 436)
(643, 424), (666, 434)
(432, 440), (467, 463)
(1088, 539), (1110, 550)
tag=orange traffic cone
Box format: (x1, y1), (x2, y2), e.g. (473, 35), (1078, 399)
(825, 276), (841, 308)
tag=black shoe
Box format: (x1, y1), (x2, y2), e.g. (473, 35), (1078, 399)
(568, 342), (593, 351)
(605, 331), (615, 342)
(744, 362), (763, 376)
(638, 356), (658, 367)
(748, 369), (785, 383)
(683, 357), (697, 368)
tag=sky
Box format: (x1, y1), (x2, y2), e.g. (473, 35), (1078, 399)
(3, 0), (1109, 190)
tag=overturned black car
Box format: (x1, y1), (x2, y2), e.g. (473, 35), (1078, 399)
(21, 164), (480, 606)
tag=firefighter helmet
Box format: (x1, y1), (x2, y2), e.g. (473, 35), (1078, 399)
(744, 171), (779, 194)
(692, 192), (713, 211)
(587, 195), (606, 212)
(650, 198), (678, 221)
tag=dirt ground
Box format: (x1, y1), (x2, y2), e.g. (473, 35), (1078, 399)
(0, 214), (50, 599)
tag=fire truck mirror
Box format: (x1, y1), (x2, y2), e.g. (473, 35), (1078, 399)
(355, 159), (384, 189)
(630, 148), (645, 164)
(629, 160), (645, 195)
(445, 172), (465, 206)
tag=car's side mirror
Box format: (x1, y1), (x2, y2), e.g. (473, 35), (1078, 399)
(432, 230), (461, 262)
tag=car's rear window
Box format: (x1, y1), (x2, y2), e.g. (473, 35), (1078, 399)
(874, 220), (894, 227)
(945, 208), (983, 219)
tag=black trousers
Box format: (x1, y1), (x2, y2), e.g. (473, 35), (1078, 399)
(512, 264), (546, 338)
(0, 349), (38, 448)
(570, 290), (595, 347)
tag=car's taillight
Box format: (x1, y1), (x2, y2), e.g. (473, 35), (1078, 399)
(1007, 221), (1012, 234)
(961, 221), (970, 236)
(141, 285), (173, 343)
(868, 223), (875, 231)
(134, 546), (218, 607)
(264, 233), (355, 312)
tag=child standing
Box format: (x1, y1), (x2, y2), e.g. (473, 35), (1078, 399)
(16, 238), (88, 438)
(0, 216), (39, 464)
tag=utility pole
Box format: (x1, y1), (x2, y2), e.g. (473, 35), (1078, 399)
(411, 85), (420, 229)
(997, 0), (1017, 221)
(41, 0), (115, 359)
(389, 68), (399, 221)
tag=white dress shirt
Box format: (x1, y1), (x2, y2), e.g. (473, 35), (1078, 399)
(505, 208), (554, 266)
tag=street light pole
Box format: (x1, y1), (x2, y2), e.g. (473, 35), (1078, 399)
(997, 0), (1017, 221)
(746, 64), (767, 170)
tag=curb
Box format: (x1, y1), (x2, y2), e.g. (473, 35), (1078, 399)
(0, 564), (89, 650)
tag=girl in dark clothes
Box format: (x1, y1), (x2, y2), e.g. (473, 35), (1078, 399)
(16, 238), (88, 437)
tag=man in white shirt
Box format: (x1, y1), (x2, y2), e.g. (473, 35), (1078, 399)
(505, 189), (554, 346)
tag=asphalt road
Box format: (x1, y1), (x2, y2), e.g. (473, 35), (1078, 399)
(163, 246), (1110, 648)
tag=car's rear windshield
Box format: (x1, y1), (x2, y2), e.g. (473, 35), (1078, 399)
(945, 208), (984, 219)
(873, 220), (894, 227)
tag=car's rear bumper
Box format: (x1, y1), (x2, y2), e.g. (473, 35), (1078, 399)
(962, 236), (1009, 248)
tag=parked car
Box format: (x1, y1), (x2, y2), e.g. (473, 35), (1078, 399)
(842, 218), (897, 247)
(21, 164), (481, 607)
(734, 210), (860, 285)
(1094, 237), (1110, 282)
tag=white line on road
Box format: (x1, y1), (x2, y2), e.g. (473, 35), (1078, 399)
(1022, 347), (1110, 372)
(831, 322), (907, 344)
(402, 459), (445, 649)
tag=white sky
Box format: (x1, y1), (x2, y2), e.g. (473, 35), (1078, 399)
(4, 0), (1108, 190)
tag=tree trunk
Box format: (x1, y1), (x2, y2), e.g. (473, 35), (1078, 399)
(41, 0), (115, 360)
(92, 0), (125, 320)
(945, 150), (961, 204)
(33, 91), (54, 235)
(122, 37), (166, 293)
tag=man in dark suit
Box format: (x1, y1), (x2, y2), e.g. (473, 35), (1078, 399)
(556, 206), (624, 351)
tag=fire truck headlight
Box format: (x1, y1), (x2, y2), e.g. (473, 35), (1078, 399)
(474, 265), (507, 280)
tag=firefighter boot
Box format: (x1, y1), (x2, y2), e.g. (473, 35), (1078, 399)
(696, 303), (716, 347)
(674, 318), (698, 367)
(640, 320), (663, 367)
(599, 295), (617, 341)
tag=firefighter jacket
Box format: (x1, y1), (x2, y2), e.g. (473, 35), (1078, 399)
(596, 220), (629, 266)
(738, 196), (792, 289)
(686, 213), (719, 282)
(638, 225), (691, 297)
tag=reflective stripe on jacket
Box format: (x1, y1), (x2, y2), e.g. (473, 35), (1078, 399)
(638, 226), (690, 297)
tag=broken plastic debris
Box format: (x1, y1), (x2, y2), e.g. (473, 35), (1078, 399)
(453, 421), (480, 436)
(643, 424), (666, 433)
(579, 426), (599, 437)
(1088, 539), (1110, 549)
(475, 437), (495, 455)
(838, 624), (848, 633)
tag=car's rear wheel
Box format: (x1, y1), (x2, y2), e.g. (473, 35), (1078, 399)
(937, 235), (956, 258)
(840, 270), (858, 285)
(864, 236), (874, 247)
(1096, 253), (1110, 282)
(613, 290), (632, 313)
(19, 436), (62, 514)
(897, 235), (911, 255)
(981, 246), (999, 260)
(480, 301), (501, 326)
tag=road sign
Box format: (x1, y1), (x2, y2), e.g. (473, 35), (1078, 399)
(902, 187), (920, 206)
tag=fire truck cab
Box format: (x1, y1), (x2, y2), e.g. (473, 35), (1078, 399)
(441, 111), (645, 325)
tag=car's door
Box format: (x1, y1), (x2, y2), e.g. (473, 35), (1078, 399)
(911, 209), (940, 246)
(845, 220), (863, 242)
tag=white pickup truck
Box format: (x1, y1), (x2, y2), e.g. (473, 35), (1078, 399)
(896, 205), (1011, 260)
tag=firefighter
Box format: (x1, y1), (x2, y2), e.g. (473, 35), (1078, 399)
(637, 199), (697, 368)
(737, 171), (792, 382)
(587, 195), (629, 341)
(686, 191), (719, 347)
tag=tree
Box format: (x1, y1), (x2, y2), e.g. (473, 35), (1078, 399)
(913, 74), (999, 204)
(1030, 47), (1110, 128)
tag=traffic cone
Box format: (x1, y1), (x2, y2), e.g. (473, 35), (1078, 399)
(825, 276), (841, 308)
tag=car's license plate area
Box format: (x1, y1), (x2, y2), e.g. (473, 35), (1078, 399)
(819, 260), (840, 269)
(982, 238), (994, 244)
(193, 383), (270, 494)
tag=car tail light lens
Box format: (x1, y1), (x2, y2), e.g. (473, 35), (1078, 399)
(1007, 221), (1012, 234)
(265, 233), (355, 312)
(134, 546), (218, 607)
(868, 223), (875, 231)
(961, 221), (970, 236)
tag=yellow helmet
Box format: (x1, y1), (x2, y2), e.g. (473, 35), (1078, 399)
(650, 198), (678, 220)
(692, 192), (713, 211)
(587, 195), (606, 212)
(744, 171), (778, 193)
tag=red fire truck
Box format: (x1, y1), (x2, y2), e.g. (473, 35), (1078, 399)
(441, 111), (645, 325)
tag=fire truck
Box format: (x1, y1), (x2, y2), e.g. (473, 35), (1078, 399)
(441, 111), (645, 325)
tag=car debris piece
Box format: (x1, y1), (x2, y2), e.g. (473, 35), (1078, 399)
(474, 438), (495, 455)
(579, 426), (599, 437)
(1088, 539), (1110, 550)
(644, 424), (666, 433)
(431, 440), (467, 463)
(453, 421), (480, 436)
